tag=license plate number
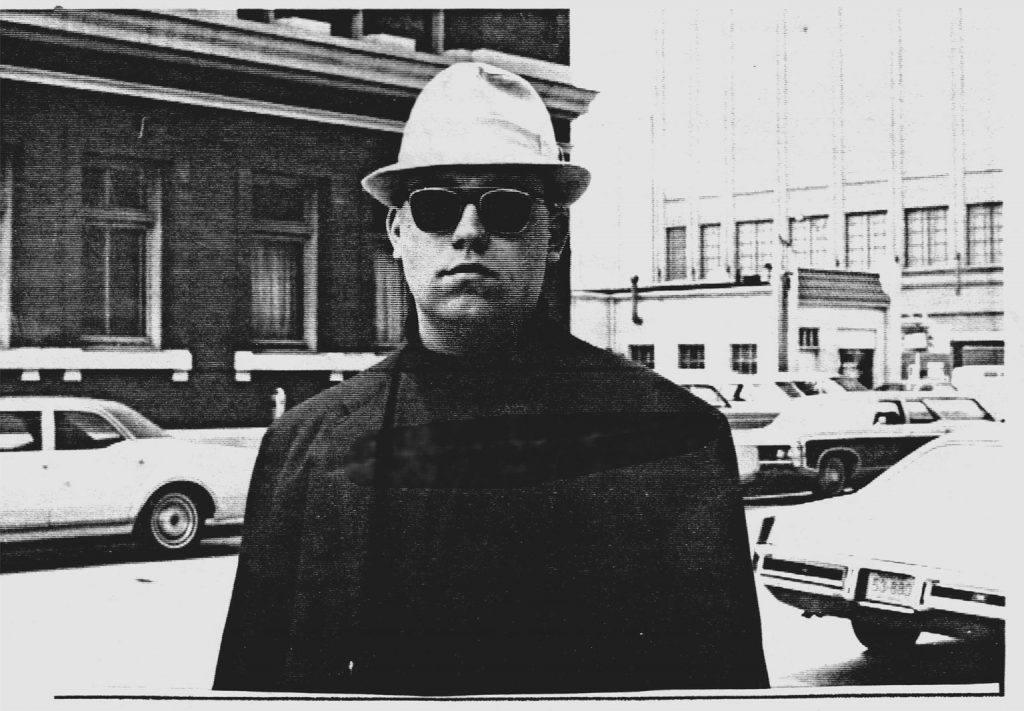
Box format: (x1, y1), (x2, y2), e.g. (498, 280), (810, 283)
(864, 571), (916, 605)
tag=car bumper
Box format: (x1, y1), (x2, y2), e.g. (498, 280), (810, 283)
(764, 585), (1004, 641)
(753, 546), (1005, 641)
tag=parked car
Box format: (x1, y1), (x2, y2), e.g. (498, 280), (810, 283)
(752, 432), (1006, 654)
(950, 365), (1007, 422)
(675, 371), (864, 431)
(734, 391), (997, 496)
(0, 396), (258, 553)
(677, 383), (780, 430)
(874, 381), (958, 394)
(728, 371), (867, 402)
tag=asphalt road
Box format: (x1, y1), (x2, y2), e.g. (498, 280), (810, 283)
(0, 502), (1004, 706)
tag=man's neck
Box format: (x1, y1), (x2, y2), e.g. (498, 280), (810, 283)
(415, 313), (527, 357)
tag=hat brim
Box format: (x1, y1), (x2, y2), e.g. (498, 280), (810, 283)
(362, 162), (591, 207)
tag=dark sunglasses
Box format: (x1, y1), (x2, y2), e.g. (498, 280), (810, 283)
(406, 187), (540, 235)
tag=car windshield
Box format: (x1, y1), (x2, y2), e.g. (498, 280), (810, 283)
(921, 398), (992, 420)
(775, 382), (804, 398)
(791, 381), (824, 396)
(103, 402), (169, 438)
(683, 385), (730, 408)
(832, 376), (867, 391)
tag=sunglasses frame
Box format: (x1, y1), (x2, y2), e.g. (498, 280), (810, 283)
(405, 187), (542, 235)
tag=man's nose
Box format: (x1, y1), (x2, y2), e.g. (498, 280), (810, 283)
(450, 204), (489, 252)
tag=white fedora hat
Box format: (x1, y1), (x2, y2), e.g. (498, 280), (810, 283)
(361, 61), (590, 207)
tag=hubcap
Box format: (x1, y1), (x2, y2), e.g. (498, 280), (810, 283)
(151, 494), (197, 548)
(820, 462), (844, 493)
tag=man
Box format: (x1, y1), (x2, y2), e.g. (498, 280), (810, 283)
(215, 61), (768, 695)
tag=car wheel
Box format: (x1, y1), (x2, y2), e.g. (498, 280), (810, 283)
(140, 490), (203, 553)
(851, 617), (921, 654)
(816, 454), (849, 497)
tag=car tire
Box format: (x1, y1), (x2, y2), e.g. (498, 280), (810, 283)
(851, 617), (921, 654)
(139, 489), (204, 553)
(816, 454), (850, 497)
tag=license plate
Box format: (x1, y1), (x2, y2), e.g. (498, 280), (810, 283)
(864, 571), (916, 605)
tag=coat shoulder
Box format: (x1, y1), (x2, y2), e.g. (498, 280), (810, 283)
(551, 329), (729, 427)
(265, 352), (398, 440)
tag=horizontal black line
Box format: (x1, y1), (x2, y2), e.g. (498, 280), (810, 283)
(54, 690), (1005, 701)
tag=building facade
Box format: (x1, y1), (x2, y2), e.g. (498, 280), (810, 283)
(0, 9), (594, 427)
(570, 6), (1004, 388)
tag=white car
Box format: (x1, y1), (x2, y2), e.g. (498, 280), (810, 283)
(676, 383), (780, 430)
(0, 396), (258, 553)
(676, 372), (867, 431)
(727, 371), (867, 399)
(752, 431), (1006, 654)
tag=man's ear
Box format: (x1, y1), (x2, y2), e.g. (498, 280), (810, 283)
(546, 206), (569, 265)
(386, 207), (402, 260)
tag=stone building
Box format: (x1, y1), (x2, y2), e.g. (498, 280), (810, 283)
(0, 9), (595, 426)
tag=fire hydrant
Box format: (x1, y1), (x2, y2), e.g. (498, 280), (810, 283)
(271, 387), (287, 420)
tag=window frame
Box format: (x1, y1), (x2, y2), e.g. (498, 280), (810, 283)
(735, 220), (774, 278)
(54, 409), (126, 451)
(79, 157), (163, 348)
(665, 226), (687, 281)
(903, 206), (949, 269)
(798, 327), (820, 350)
(789, 215), (830, 268)
(0, 410), (43, 452)
(248, 174), (319, 351)
(0, 150), (13, 349)
(699, 223), (722, 279)
(730, 343), (758, 375)
(373, 245), (409, 349)
(844, 211), (888, 272)
(677, 344), (706, 370)
(629, 344), (656, 369)
(966, 202), (1002, 267)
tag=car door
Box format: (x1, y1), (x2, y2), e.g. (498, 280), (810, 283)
(45, 409), (140, 529)
(863, 399), (940, 471)
(0, 409), (55, 531)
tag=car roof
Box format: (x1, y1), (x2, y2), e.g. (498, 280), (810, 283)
(0, 395), (125, 410)
(822, 390), (973, 401)
(767, 390), (988, 421)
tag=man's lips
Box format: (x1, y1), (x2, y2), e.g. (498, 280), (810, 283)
(439, 264), (498, 278)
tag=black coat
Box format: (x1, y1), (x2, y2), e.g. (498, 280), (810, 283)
(214, 323), (768, 694)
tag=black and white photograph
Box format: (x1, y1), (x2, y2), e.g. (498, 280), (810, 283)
(0, 3), (1016, 708)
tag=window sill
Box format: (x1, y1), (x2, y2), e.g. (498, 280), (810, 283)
(902, 264), (1003, 275)
(0, 348), (192, 382)
(233, 350), (387, 382)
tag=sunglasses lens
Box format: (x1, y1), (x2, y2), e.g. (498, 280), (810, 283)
(407, 188), (537, 234)
(409, 189), (463, 233)
(479, 190), (535, 233)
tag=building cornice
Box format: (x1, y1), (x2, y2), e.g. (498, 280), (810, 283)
(0, 9), (597, 120)
(1, 65), (406, 134)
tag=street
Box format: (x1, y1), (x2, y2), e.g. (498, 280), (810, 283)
(0, 502), (1003, 706)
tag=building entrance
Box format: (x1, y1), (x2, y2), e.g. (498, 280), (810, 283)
(839, 348), (874, 389)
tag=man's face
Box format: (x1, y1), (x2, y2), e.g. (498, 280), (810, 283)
(387, 170), (565, 335)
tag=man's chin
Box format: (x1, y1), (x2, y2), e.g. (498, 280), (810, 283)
(437, 298), (504, 323)
(427, 295), (529, 328)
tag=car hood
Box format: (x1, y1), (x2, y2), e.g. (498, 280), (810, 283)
(765, 494), (1007, 584)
